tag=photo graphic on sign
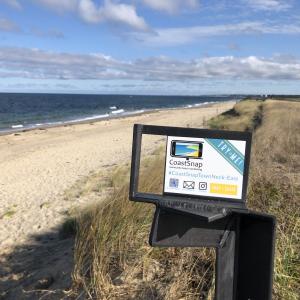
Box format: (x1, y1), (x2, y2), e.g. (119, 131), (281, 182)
(171, 140), (203, 158)
(164, 136), (246, 199)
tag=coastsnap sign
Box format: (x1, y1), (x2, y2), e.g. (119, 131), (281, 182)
(130, 125), (275, 300)
(164, 136), (246, 199)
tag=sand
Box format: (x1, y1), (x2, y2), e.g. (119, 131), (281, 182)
(0, 101), (236, 297)
(0, 102), (234, 249)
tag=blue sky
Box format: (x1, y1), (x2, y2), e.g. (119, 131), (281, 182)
(0, 0), (300, 94)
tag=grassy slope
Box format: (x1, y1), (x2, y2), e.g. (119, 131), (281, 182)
(68, 99), (299, 299)
(210, 99), (300, 299)
(208, 99), (263, 131)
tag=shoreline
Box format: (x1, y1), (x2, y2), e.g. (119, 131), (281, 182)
(0, 100), (236, 136)
(0, 101), (235, 251)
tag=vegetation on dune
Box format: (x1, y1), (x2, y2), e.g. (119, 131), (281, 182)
(70, 152), (215, 299)
(208, 99), (263, 131)
(247, 100), (300, 300)
(205, 99), (299, 299)
(65, 99), (299, 299)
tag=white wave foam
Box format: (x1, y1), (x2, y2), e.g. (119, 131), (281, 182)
(11, 124), (23, 129)
(68, 114), (110, 123)
(111, 109), (125, 114)
(123, 110), (145, 116)
(193, 101), (216, 107)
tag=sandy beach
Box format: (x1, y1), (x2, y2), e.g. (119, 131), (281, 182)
(0, 101), (234, 251)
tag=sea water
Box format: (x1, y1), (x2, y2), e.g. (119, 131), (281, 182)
(0, 93), (241, 133)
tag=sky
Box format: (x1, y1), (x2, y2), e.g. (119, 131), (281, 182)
(0, 0), (300, 95)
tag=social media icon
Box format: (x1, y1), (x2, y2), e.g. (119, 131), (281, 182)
(199, 182), (207, 190)
(183, 181), (195, 189)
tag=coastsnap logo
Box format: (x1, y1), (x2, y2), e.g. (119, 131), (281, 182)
(169, 159), (202, 169)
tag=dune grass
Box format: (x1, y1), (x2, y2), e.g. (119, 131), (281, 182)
(67, 99), (299, 299)
(208, 99), (263, 131)
(70, 151), (216, 299)
(246, 100), (300, 300)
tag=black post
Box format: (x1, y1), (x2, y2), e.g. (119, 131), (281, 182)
(150, 207), (276, 300)
(215, 228), (236, 299)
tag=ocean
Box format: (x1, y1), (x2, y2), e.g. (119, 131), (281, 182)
(0, 93), (242, 133)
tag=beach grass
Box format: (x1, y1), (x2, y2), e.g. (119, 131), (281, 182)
(66, 99), (299, 299)
(208, 99), (263, 131)
(246, 100), (300, 300)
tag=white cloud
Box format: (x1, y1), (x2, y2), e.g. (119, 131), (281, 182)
(1, 0), (22, 10)
(78, 0), (148, 30)
(0, 47), (300, 81)
(78, 0), (100, 22)
(0, 17), (20, 32)
(134, 21), (300, 46)
(103, 1), (148, 30)
(141, 0), (198, 13)
(246, 0), (292, 11)
(32, 0), (148, 31)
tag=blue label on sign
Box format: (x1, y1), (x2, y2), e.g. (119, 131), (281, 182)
(205, 139), (245, 175)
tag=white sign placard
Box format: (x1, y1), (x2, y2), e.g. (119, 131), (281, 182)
(164, 136), (246, 199)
